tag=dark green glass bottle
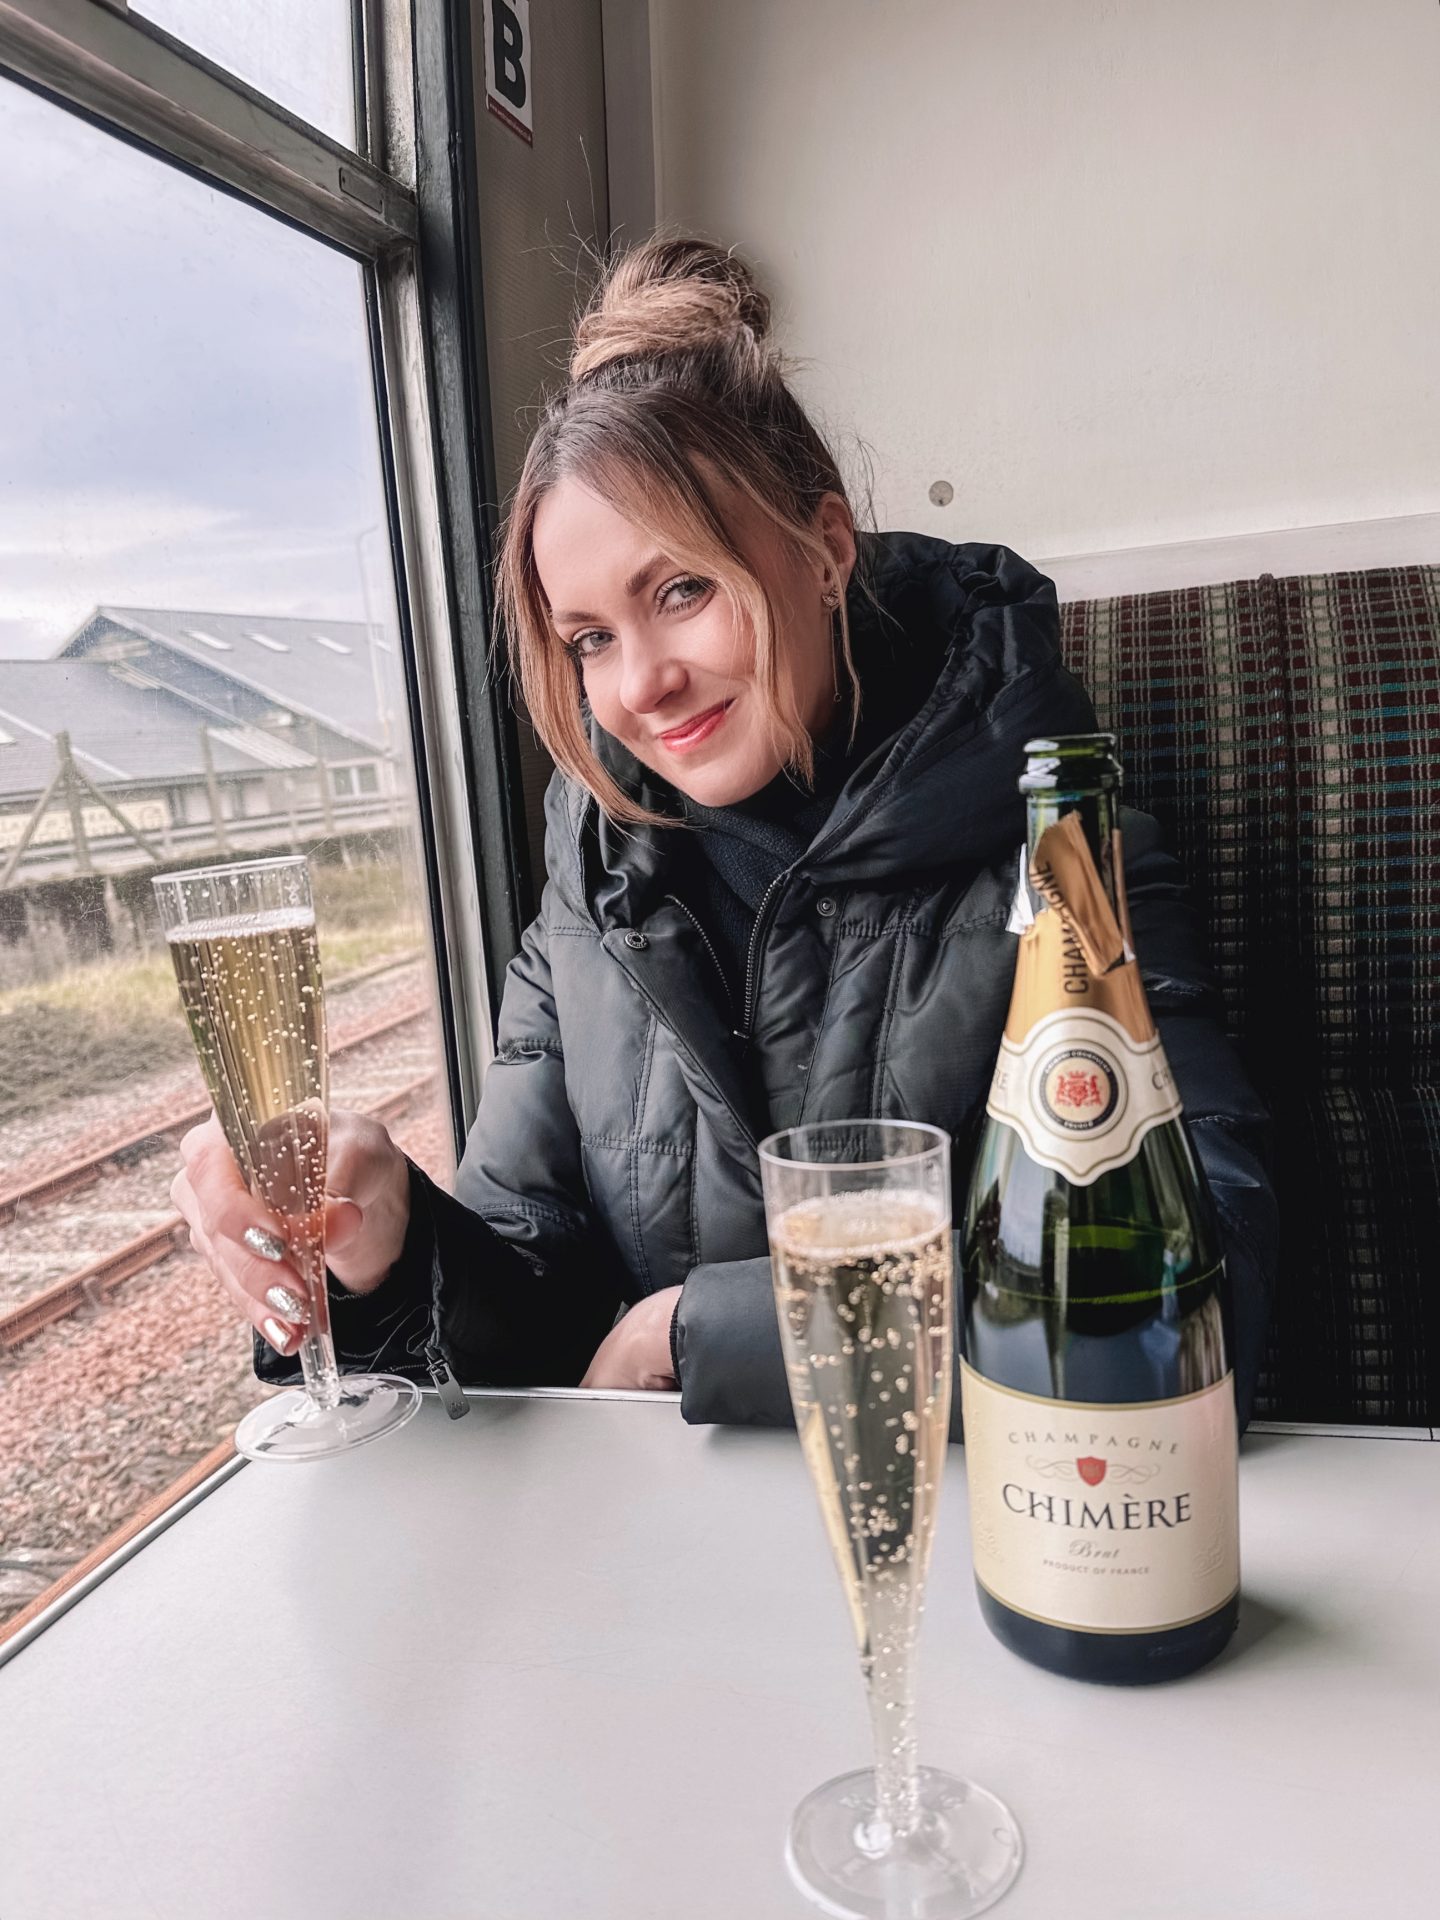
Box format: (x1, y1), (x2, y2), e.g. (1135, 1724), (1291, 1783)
(960, 735), (1239, 1685)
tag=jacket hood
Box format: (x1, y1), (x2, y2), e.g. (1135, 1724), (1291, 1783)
(548, 531), (1096, 929)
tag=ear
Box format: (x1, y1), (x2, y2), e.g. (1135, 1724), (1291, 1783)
(816, 492), (858, 590)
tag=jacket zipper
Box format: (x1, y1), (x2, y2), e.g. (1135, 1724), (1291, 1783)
(425, 1341), (469, 1420)
(740, 870), (792, 1040)
(666, 894), (735, 1019)
(660, 890), (737, 1029)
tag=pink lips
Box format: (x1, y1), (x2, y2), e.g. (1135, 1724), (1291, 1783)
(658, 700), (733, 754)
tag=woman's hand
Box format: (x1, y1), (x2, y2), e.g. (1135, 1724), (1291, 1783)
(170, 1111), (411, 1357)
(580, 1285), (683, 1391)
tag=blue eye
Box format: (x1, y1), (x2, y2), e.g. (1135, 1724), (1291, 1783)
(661, 574), (711, 610)
(565, 630), (611, 661)
(562, 575), (711, 665)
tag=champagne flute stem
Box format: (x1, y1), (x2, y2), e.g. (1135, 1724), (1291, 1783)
(863, 1642), (920, 1846)
(297, 1323), (343, 1412)
(293, 1242), (342, 1412)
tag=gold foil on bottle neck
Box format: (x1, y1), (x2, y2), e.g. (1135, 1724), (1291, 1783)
(1005, 813), (1156, 1047)
(1028, 812), (1127, 976)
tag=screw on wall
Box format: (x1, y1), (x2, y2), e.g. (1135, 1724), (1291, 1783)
(928, 480), (954, 507)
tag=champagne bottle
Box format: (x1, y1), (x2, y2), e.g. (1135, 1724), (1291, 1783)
(959, 734), (1239, 1684)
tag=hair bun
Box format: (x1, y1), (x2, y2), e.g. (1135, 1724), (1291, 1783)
(569, 237), (773, 384)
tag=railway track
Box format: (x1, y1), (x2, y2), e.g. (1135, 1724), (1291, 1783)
(0, 1069), (439, 1353)
(0, 1002), (429, 1226)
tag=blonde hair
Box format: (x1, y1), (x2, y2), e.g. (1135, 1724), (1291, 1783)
(497, 237), (861, 827)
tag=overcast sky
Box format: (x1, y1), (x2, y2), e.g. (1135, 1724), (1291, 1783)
(0, 25), (395, 662)
(138, 0), (354, 145)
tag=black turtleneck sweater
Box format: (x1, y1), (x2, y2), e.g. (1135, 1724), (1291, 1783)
(674, 749), (850, 1016)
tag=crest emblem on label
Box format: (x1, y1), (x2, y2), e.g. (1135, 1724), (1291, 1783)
(1039, 1049), (1120, 1131)
(987, 1007), (1182, 1184)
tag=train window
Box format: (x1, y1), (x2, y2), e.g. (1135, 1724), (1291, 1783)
(0, 60), (462, 1641)
(135, 1), (357, 146)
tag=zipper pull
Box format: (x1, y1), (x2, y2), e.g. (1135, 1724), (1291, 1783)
(425, 1343), (469, 1419)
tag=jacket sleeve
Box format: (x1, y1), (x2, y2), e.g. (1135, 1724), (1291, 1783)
(255, 893), (627, 1392)
(671, 1257), (791, 1427)
(673, 809), (1278, 1434)
(673, 1239), (971, 1437)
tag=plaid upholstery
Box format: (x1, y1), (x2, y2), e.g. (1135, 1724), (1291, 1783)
(1061, 565), (1440, 1426)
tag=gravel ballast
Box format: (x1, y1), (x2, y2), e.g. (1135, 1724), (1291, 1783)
(0, 1011), (452, 1632)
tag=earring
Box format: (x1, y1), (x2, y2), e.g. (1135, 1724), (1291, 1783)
(828, 583), (846, 701)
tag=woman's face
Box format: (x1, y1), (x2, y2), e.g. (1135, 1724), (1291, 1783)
(532, 476), (855, 807)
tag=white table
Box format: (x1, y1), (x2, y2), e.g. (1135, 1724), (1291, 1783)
(1, 1396), (1437, 1920)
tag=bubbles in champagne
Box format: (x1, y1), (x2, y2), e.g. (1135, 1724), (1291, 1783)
(167, 909), (329, 1324)
(770, 1189), (952, 1784)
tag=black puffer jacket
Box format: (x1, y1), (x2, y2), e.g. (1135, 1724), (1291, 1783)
(269, 535), (1277, 1424)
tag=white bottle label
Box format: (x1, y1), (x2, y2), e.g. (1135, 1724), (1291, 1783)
(985, 1006), (1183, 1186)
(960, 1360), (1240, 1634)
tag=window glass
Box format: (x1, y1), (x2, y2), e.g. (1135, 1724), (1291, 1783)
(0, 77), (453, 1636)
(136, 0), (357, 146)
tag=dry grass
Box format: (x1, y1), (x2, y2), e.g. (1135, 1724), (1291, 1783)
(0, 863), (424, 1123)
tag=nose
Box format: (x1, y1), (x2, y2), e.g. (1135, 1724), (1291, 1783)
(618, 641), (687, 717)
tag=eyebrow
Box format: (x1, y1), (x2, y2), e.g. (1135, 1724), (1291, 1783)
(549, 553), (672, 627)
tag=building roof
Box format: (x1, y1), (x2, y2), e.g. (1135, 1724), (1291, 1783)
(62, 607), (398, 753)
(0, 660), (313, 803)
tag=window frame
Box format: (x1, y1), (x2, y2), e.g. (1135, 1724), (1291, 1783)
(0, 0), (535, 1130)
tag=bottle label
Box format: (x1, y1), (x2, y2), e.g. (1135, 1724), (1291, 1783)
(986, 1004), (1183, 1185)
(960, 1360), (1240, 1634)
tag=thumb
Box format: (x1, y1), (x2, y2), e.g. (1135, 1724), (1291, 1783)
(324, 1194), (365, 1251)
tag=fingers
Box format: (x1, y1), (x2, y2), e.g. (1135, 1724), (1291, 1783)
(173, 1107), (406, 1336)
(171, 1156), (309, 1350)
(579, 1325), (676, 1393)
(178, 1115), (283, 1254)
(183, 1208), (304, 1356)
(323, 1194), (365, 1255)
(170, 1162), (300, 1304)
(580, 1351), (674, 1392)
(323, 1114), (411, 1293)
(578, 1319), (619, 1389)
(325, 1111), (394, 1202)
(580, 1288), (681, 1392)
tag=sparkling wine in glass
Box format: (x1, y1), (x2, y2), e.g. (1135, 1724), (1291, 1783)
(154, 857), (420, 1461)
(761, 1120), (1023, 1919)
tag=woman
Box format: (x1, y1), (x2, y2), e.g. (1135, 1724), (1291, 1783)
(174, 238), (1277, 1426)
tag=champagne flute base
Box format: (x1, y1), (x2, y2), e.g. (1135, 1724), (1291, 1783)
(236, 1375), (422, 1462)
(785, 1766), (1023, 1920)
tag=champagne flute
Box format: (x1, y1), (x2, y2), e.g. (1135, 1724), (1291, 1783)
(153, 857), (421, 1461)
(761, 1120), (1023, 1919)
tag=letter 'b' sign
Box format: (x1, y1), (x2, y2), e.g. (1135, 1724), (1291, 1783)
(484, 0), (533, 145)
